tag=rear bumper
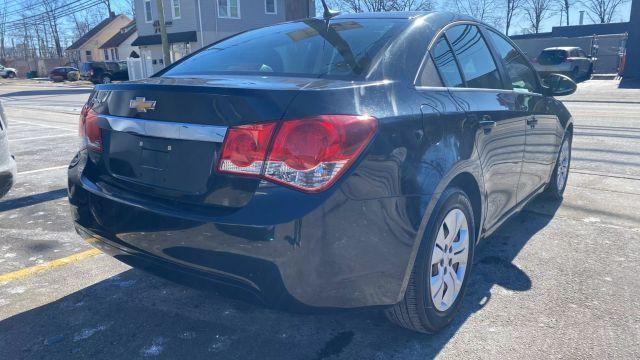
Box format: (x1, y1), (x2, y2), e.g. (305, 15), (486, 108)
(68, 152), (428, 309)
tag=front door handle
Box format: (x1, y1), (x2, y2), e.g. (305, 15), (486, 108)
(479, 115), (496, 133)
(526, 116), (538, 127)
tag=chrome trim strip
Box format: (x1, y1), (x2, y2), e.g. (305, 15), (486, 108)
(101, 115), (227, 143)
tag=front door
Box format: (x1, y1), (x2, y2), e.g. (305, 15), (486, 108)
(520, 98), (561, 197)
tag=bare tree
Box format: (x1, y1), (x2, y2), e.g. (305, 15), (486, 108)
(41, 0), (64, 57)
(330, 0), (433, 12)
(448, 0), (503, 27)
(390, 0), (434, 10)
(0, 4), (7, 59)
(523, 0), (554, 33)
(118, 0), (136, 17)
(580, 0), (629, 23)
(505, 0), (525, 35)
(556, 0), (575, 25)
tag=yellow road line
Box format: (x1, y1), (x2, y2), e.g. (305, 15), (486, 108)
(0, 248), (102, 284)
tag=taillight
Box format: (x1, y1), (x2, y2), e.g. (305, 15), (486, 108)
(218, 123), (276, 175)
(79, 104), (103, 152)
(217, 115), (377, 192)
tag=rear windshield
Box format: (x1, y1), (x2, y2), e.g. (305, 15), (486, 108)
(162, 19), (407, 79)
(538, 50), (568, 65)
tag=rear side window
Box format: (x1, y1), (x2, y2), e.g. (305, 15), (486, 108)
(445, 25), (502, 89)
(486, 30), (539, 94)
(430, 37), (463, 87)
(163, 19), (407, 79)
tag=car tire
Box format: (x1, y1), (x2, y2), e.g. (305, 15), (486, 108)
(6, 71), (15, 79)
(385, 187), (475, 333)
(545, 131), (572, 200)
(586, 64), (593, 78)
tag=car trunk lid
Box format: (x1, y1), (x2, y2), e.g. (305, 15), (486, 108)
(87, 75), (309, 209)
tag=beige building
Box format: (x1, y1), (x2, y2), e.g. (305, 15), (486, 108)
(66, 14), (131, 67)
(100, 21), (139, 61)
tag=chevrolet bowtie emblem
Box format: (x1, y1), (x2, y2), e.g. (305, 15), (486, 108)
(129, 97), (156, 112)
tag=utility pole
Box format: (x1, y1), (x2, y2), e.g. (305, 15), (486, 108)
(105, 0), (112, 15)
(624, 0), (640, 79)
(156, 0), (172, 67)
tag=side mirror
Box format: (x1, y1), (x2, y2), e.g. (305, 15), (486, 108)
(542, 73), (577, 97)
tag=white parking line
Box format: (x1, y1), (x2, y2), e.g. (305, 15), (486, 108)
(9, 134), (76, 142)
(18, 165), (68, 175)
(10, 120), (76, 132)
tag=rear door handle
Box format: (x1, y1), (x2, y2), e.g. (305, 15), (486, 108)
(479, 115), (496, 132)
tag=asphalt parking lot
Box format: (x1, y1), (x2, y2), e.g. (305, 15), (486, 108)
(0, 79), (639, 359)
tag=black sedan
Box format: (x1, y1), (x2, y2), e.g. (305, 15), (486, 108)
(49, 66), (78, 82)
(68, 11), (574, 333)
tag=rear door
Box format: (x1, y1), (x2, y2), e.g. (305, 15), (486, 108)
(440, 24), (526, 228)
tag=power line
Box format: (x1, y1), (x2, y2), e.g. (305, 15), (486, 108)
(3, 0), (106, 32)
(2, 0), (100, 26)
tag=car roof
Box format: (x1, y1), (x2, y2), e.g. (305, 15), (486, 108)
(543, 47), (582, 51)
(323, 11), (477, 27)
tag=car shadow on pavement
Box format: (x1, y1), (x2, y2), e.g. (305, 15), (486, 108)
(0, 197), (561, 360)
(0, 89), (93, 98)
(0, 188), (67, 212)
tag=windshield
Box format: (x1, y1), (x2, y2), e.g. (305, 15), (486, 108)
(162, 19), (407, 79)
(538, 50), (568, 65)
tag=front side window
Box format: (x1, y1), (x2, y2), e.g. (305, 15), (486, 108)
(172, 0), (181, 19)
(144, 0), (152, 22)
(265, 0), (276, 14)
(218, 0), (240, 18)
(430, 36), (463, 87)
(486, 29), (539, 93)
(163, 19), (407, 79)
(445, 24), (502, 89)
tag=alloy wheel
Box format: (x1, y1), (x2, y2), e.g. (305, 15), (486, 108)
(429, 208), (469, 312)
(556, 138), (570, 191)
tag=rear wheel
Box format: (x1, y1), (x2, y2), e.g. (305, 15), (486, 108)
(545, 132), (572, 199)
(385, 187), (475, 333)
(586, 64), (593, 78)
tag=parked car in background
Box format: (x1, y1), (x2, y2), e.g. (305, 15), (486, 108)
(533, 47), (593, 80)
(49, 67), (79, 82)
(80, 61), (129, 84)
(0, 64), (17, 79)
(69, 12), (575, 334)
(0, 101), (16, 198)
